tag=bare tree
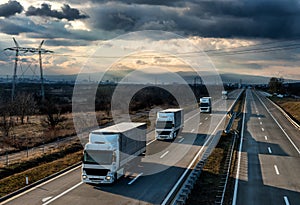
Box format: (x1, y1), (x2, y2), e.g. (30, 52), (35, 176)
(41, 100), (66, 130)
(0, 99), (15, 141)
(14, 92), (38, 124)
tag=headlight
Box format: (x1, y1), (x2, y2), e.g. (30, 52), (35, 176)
(105, 176), (111, 181)
(82, 175), (87, 179)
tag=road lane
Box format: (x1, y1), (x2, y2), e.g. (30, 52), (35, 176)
(233, 89), (300, 205)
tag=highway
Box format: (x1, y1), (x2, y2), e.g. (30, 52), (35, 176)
(233, 89), (300, 205)
(1, 90), (242, 205)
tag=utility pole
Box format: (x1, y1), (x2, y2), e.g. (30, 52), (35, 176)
(4, 38), (53, 101)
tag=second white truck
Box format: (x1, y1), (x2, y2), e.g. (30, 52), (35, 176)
(155, 108), (184, 140)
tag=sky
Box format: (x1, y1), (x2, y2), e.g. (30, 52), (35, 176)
(0, 0), (300, 82)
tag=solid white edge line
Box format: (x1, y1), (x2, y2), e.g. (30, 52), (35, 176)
(255, 92), (300, 154)
(0, 165), (82, 205)
(268, 147), (272, 154)
(128, 173), (143, 185)
(160, 151), (169, 159)
(274, 165), (280, 175)
(162, 89), (244, 205)
(42, 181), (83, 205)
(232, 90), (247, 205)
(284, 196), (290, 205)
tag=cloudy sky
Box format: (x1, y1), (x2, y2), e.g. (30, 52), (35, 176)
(0, 0), (300, 82)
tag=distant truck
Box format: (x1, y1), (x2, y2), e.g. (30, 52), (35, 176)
(155, 108), (184, 140)
(199, 97), (212, 113)
(222, 91), (228, 100)
(82, 122), (147, 184)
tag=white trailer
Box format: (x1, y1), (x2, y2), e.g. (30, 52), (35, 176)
(199, 97), (212, 113)
(82, 122), (146, 184)
(155, 108), (184, 140)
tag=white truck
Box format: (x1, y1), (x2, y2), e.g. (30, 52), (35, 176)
(199, 97), (212, 113)
(82, 122), (147, 184)
(222, 91), (228, 100)
(155, 108), (184, 140)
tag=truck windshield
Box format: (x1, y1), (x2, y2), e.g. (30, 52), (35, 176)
(83, 150), (114, 165)
(156, 121), (173, 129)
(200, 103), (209, 107)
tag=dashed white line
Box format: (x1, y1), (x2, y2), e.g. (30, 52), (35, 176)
(200, 122), (203, 125)
(284, 196), (290, 205)
(160, 151), (169, 159)
(42, 197), (53, 203)
(205, 117), (208, 120)
(260, 122), (263, 125)
(265, 136), (268, 140)
(268, 147), (272, 154)
(42, 182), (83, 205)
(261, 128), (265, 132)
(274, 165), (280, 175)
(178, 138), (184, 143)
(191, 129), (195, 132)
(258, 117), (261, 120)
(128, 172), (143, 185)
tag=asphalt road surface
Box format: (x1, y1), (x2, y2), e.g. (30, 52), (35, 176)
(1, 90), (243, 205)
(233, 89), (300, 205)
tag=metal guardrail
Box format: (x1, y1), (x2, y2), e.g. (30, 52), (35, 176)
(224, 112), (236, 134)
(171, 90), (245, 205)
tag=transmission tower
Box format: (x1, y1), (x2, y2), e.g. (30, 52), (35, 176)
(4, 38), (53, 101)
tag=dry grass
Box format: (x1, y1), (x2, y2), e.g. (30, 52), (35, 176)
(270, 97), (300, 123)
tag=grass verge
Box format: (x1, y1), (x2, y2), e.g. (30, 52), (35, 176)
(269, 96), (300, 124)
(0, 144), (83, 197)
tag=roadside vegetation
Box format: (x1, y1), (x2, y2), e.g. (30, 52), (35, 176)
(269, 96), (300, 124)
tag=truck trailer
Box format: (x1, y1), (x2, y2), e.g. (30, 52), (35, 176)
(82, 122), (147, 184)
(199, 97), (212, 113)
(155, 108), (184, 140)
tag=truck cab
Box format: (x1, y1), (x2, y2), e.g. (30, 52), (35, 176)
(199, 97), (212, 113)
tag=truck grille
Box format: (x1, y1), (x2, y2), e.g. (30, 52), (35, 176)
(83, 168), (109, 176)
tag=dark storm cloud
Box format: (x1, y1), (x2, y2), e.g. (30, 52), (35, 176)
(26, 3), (89, 21)
(0, 1), (23, 18)
(86, 0), (300, 39)
(0, 19), (34, 35)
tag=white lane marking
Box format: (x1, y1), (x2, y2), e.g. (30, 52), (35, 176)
(274, 165), (280, 175)
(205, 117), (208, 120)
(42, 182), (83, 205)
(160, 151), (169, 159)
(232, 89), (247, 205)
(255, 92), (300, 154)
(128, 173), (143, 185)
(261, 128), (265, 132)
(42, 197), (53, 203)
(284, 196), (290, 205)
(265, 136), (268, 140)
(258, 117), (261, 120)
(185, 111), (200, 122)
(260, 122), (262, 125)
(268, 147), (272, 154)
(178, 138), (184, 143)
(200, 122), (203, 125)
(191, 129), (195, 132)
